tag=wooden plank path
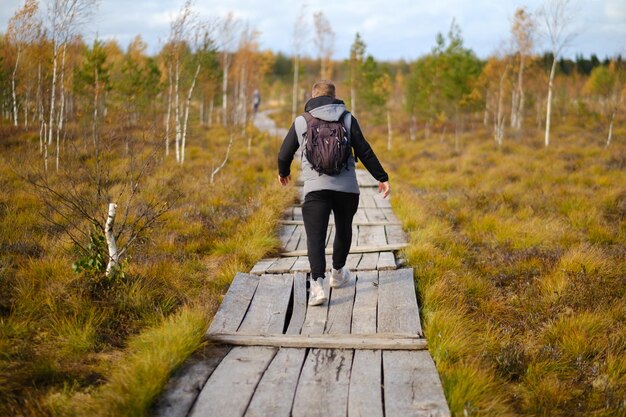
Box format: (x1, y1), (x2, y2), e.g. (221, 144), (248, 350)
(153, 112), (449, 416)
(154, 171), (450, 417)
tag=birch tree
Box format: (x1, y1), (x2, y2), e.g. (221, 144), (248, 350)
(584, 62), (624, 148)
(45, 0), (98, 172)
(313, 11), (335, 80)
(349, 33), (366, 117)
(6, 0), (40, 128)
(218, 12), (240, 126)
(166, 0), (195, 163)
(510, 7), (535, 131)
(291, 4), (307, 120)
(539, 0), (577, 147)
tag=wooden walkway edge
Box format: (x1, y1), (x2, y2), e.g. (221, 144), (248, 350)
(152, 112), (450, 417)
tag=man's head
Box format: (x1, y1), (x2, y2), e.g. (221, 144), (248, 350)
(312, 80), (335, 99)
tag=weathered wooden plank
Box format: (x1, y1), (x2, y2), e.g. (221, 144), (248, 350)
(207, 333), (427, 350)
(285, 225), (303, 251)
(383, 350), (451, 417)
(382, 208), (400, 223)
(348, 350), (383, 417)
(238, 274), (292, 334)
(325, 273), (356, 334)
(207, 273), (259, 335)
(300, 275), (331, 335)
(291, 256), (310, 272)
(352, 209), (368, 223)
(296, 225), (308, 251)
(278, 224), (297, 247)
(357, 252), (379, 270)
(351, 224), (359, 246)
(362, 195), (377, 208)
(250, 258), (276, 275)
(244, 348), (307, 417)
(280, 243), (408, 258)
(357, 225), (387, 246)
(374, 194), (392, 208)
(345, 253), (362, 271)
(351, 271), (378, 334)
(152, 345), (231, 417)
(189, 347), (277, 417)
(283, 207), (294, 221)
(365, 208), (387, 222)
(291, 348), (353, 417)
(266, 257), (298, 274)
(386, 224), (407, 245)
(378, 269), (422, 335)
(293, 206), (303, 220)
(286, 272), (307, 335)
(377, 251), (396, 270)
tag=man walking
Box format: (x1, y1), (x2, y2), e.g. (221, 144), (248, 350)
(278, 80), (390, 306)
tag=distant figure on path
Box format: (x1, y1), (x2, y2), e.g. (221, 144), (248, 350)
(252, 89), (261, 115)
(278, 80), (390, 306)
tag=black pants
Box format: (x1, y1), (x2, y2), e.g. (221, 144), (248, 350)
(302, 190), (359, 279)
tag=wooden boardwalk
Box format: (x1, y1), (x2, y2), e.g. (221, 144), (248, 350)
(153, 170), (450, 417)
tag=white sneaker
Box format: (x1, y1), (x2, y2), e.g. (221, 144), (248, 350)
(308, 278), (327, 306)
(330, 266), (351, 288)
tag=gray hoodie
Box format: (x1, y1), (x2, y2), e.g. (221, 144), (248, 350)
(294, 102), (360, 196)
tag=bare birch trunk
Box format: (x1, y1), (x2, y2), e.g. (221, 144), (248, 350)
(165, 62), (172, 157)
(495, 70), (506, 147)
(211, 134), (233, 184)
(181, 63), (201, 165)
(11, 49), (20, 127)
(174, 60), (181, 163)
(409, 114), (416, 141)
(240, 66), (247, 137)
(222, 53), (229, 127)
(48, 42), (59, 148)
(605, 111), (615, 149)
(544, 57), (557, 147)
(105, 203), (119, 277)
(386, 109), (392, 151)
(292, 55), (299, 120)
(56, 43), (67, 172)
(208, 94), (214, 128)
(515, 54), (525, 130)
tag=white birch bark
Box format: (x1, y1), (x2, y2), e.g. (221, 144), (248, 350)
(605, 111), (615, 149)
(181, 63), (201, 165)
(105, 203), (119, 277)
(11, 49), (20, 127)
(165, 62), (172, 157)
(210, 134), (233, 184)
(56, 43), (67, 172)
(222, 53), (229, 126)
(174, 60), (181, 163)
(544, 57), (557, 147)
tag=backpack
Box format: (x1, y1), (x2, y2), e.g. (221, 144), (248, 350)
(302, 111), (351, 176)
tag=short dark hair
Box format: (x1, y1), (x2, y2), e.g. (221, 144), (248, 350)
(312, 80), (335, 98)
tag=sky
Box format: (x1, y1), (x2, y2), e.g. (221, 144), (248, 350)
(1, 0), (625, 61)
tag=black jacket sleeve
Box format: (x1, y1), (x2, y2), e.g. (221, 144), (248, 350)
(350, 116), (389, 182)
(277, 123), (299, 177)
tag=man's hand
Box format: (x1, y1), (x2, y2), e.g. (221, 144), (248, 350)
(378, 181), (391, 198)
(279, 175), (291, 186)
